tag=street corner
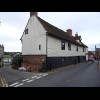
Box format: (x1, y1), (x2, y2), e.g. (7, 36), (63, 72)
(0, 75), (8, 87)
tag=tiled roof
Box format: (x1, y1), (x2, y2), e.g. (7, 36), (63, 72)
(37, 16), (87, 47)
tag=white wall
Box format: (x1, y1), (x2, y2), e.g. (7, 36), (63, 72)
(86, 47), (88, 61)
(21, 15), (87, 58)
(22, 16), (47, 55)
(47, 36), (86, 57)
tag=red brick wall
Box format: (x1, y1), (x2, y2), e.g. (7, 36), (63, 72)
(88, 54), (95, 59)
(22, 55), (46, 71)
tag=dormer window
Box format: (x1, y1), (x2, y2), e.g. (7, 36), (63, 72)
(25, 29), (28, 34)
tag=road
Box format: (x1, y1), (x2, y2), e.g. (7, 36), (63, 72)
(0, 61), (100, 87)
(0, 63), (48, 87)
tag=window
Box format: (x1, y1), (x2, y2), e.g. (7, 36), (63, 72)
(61, 41), (65, 50)
(25, 29), (28, 34)
(39, 45), (41, 50)
(76, 45), (78, 52)
(61, 57), (66, 63)
(83, 47), (85, 52)
(68, 43), (71, 51)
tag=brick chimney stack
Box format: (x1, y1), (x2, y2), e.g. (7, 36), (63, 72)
(30, 12), (38, 17)
(67, 29), (72, 36)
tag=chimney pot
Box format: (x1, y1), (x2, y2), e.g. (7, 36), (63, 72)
(75, 33), (78, 37)
(75, 33), (81, 41)
(30, 12), (38, 17)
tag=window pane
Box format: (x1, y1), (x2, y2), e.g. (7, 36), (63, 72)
(76, 45), (78, 51)
(68, 43), (71, 51)
(25, 29), (28, 34)
(39, 45), (41, 50)
(83, 47), (85, 52)
(61, 41), (65, 50)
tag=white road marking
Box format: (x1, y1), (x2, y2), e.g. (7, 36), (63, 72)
(9, 82), (19, 86)
(22, 79), (30, 82)
(27, 79), (34, 83)
(42, 74), (48, 76)
(14, 83), (24, 87)
(31, 76), (38, 78)
(35, 76), (43, 79)
(39, 74), (42, 76)
(9, 74), (48, 87)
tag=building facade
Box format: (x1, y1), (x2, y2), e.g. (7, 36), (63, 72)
(0, 44), (4, 67)
(21, 12), (88, 71)
(88, 51), (95, 59)
(95, 46), (100, 60)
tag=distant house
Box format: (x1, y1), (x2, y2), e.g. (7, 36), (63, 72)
(0, 44), (4, 67)
(88, 51), (95, 59)
(95, 47), (100, 60)
(20, 12), (88, 71)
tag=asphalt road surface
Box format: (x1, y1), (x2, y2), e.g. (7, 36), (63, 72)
(21, 61), (100, 87)
(0, 61), (100, 87)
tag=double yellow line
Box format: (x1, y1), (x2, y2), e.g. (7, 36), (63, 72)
(0, 75), (8, 87)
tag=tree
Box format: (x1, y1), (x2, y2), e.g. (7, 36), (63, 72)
(12, 54), (22, 69)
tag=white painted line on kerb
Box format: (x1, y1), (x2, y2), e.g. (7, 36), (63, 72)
(22, 79), (30, 82)
(9, 82), (19, 87)
(27, 79), (34, 83)
(14, 83), (24, 87)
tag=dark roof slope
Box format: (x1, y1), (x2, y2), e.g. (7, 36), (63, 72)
(37, 16), (87, 47)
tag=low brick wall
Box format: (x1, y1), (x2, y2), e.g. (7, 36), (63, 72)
(22, 55), (46, 71)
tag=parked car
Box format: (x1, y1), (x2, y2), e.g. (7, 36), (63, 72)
(3, 58), (9, 63)
(88, 58), (95, 62)
(19, 67), (26, 71)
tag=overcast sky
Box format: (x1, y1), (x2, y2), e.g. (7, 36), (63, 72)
(0, 12), (100, 52)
